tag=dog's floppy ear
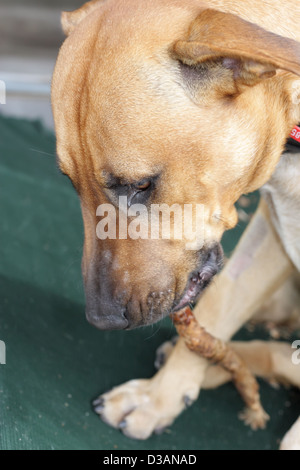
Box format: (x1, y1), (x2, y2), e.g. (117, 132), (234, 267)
(61, 0), (104, 36)
(171, 9), (300, 96)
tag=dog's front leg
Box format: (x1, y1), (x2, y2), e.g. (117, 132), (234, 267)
(193, 197), (294, 340)
(94, 198), (294, 440)
(280, 418), (300, 450)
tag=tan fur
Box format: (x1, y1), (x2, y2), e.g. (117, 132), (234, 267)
(253, 272), (300, 327)
(52, 0), (300, 448)
(280, 418), (300, 450)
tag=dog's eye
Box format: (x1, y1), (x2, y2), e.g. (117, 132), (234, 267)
(129, 180), (152, 206)
(134, 180), (151, 191)
(102, 172), (158, 207)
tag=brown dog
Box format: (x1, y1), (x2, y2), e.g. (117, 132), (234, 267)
(52, 0), (300, 448)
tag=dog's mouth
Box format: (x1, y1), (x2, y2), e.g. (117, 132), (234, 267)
(172, 244), (223, 312)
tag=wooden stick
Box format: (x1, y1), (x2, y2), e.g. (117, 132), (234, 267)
(171, 306), (269, 430)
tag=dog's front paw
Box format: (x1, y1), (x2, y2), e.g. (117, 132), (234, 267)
(93, 368), (200, 440)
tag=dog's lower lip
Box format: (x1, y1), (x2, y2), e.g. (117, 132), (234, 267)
(172, 244), (223, 313)
(172, 272), (203, 312)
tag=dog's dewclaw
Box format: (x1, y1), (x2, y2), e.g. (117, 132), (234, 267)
(171, 306), (270, 430)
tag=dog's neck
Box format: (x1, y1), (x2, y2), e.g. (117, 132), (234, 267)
(285, 124), (300, 153)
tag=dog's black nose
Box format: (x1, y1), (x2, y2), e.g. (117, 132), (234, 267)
(86, 304), (129, 330)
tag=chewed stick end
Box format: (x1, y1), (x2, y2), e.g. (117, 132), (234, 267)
(239, 406), (270, 431)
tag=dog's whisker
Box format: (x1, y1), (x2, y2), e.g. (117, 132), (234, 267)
(30, 148), (56, 158)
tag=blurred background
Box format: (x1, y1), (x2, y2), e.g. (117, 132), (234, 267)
(0, 0), (83, 128)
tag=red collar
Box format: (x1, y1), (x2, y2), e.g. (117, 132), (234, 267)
(286, 125), (300, 152)
(290, 125), (300, 143)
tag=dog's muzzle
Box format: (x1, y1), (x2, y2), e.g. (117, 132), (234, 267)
(85, 243), (223, 331)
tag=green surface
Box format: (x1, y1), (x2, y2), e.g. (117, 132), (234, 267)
(0, 115), (299, 450)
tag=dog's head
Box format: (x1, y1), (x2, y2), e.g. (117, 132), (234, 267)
(52, 0), (300, 330)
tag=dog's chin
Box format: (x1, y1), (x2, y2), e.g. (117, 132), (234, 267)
(123, 309), (171, 331)
(125, 274), (219, 331)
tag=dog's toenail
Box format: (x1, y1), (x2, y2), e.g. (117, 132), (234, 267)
(183, 395), (194, 408)
(119, 420), (127, 429)
(93, 396), (105, 407)
(94, 404), (105, 414)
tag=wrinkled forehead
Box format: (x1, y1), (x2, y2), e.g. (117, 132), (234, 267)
(86, 0), (199, 123)
(54, 0), (259, 183)
(53, 1), (208, 181)
(82, 2), (212, 171)
(86, 66), (213, 181)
